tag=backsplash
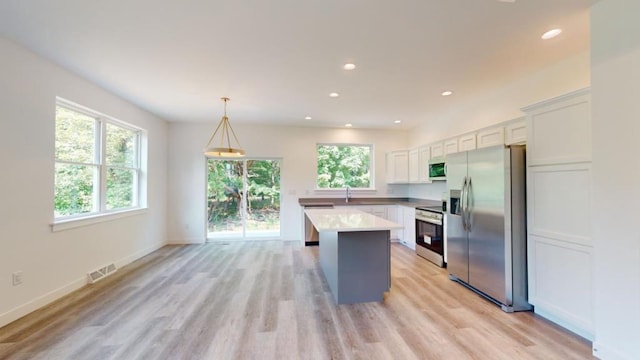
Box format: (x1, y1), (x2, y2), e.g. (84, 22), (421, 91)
(407, 182), (447, 201)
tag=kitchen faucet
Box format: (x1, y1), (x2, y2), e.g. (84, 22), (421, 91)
(345, 186), (351, 203)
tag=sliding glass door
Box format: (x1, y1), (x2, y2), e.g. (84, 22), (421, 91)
(206, 158), (281, 240)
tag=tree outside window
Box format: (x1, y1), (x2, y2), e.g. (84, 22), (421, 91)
(316, 144), (372, 189)
(54, 100), (143, 219)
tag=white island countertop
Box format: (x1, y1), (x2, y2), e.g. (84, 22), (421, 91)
(305, 208), (403, 232)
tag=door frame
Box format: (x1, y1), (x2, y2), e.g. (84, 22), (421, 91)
(203, 156), (283, 241)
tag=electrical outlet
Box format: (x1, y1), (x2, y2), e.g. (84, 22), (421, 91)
(12, 271), (23, 286)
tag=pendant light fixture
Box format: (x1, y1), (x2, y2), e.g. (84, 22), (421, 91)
(204, 97), (245, 157)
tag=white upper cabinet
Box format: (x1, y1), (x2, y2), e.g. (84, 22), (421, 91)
(444, 139), (458, 155)
(430, 142), (444, 159)
(477, 127), (505, 149)
(523, 89), (591, 166)
(458, 133), (477, 151)
(408, 149), (419, 183)
(505, 118), (526, 145)
(386, 151), (409, 184)
(418, 146), (431, 183)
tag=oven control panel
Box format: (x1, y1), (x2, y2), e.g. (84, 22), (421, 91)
(415, 209), (443, 225)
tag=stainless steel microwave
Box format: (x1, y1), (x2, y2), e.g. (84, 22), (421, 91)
(428, 159), (446, 181)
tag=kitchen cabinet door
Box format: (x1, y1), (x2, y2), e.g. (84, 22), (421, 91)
(430, 142), (444, 159)
(444, 139), (458, 155)
(386, 151), (409, 184)
(505, 119), (526, 145)
(458, 134), (477, 152)
(477, 127), (505, 148)
(523, 88), (593, 340)
(401, 206), (416, 250)
(524, 88), (591, 166)
(418, 146), (431, 183)
(408, 149), (419, 183)
(386, 206), (400, 241)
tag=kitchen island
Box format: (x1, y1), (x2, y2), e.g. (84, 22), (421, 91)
(304, 208), (403, 304)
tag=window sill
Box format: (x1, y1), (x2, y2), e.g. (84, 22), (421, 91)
(314, 188), (377, 195)
(51, 208), (148, 232)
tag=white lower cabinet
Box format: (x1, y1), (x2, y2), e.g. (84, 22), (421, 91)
(400, 206), (416, 250)
(386, 206), (400, 241)
(528, 235), (594, 339)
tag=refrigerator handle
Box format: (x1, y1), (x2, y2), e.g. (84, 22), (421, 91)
(465, 177), (472, 232)
(461, 176), (468, 231)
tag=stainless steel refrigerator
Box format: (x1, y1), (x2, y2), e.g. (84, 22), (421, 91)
(447, 144), (531, 312)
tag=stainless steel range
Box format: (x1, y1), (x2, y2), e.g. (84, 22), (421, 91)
(415, 206), (444, 267)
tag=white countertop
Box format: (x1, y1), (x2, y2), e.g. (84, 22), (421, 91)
(305, 208), (403, 232)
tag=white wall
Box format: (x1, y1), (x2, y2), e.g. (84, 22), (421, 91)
(167, 123), (408, 243)
(407, 51), (591, 148)
(591, 1), (640, 359)
(0, 36), (169, 327)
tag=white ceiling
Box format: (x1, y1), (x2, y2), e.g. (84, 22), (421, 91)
(0, 0), (590, 129)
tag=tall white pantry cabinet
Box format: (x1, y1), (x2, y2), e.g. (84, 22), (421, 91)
(522, 88), (593, 340)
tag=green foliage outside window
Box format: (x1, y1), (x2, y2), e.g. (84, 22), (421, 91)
(105, 123), (137, 210)
(54, 104), (140, 218)
(207, 159), (280, 233)
(316, 144), (371, 188)
(55, 107), (97, 216)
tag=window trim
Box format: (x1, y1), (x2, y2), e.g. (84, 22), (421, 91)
(315, 142), (375, 191)
(53, 98), (146, 227)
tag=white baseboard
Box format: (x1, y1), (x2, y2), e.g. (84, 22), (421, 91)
(0, 277), (86, 328)
(0, 240), (165, 329)
(167, 237), (205, 244)
(115, 241), (166, 268)
(593, 341), (637, 360)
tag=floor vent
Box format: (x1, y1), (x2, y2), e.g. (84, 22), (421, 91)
(87, 263), (117, 284)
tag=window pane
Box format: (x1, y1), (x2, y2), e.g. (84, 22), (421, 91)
(317, 144), (371, 188)
(55, 163), (96, 216)
(246, 160), (280, 236)
(55, 106), (96, 163)
(106, 123), (137, 167)
(106, 167), (136, 210)
(207, 160), (244, 236)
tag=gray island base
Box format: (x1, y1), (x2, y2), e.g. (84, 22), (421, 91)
(303, 208), (402, 305)
(319, 230), (391, 304)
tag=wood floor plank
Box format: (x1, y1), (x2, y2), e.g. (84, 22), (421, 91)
(0, 241), (593, 360)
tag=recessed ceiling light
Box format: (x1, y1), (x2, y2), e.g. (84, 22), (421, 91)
(343, 63), (356, 70)
(542, 28), (562, 40)
(345, 123), (353, 127)
(305, 116), (312, 120)
(394, 120), (402, 124)
(497, 0), (515, 3)
(442, 91), (453, 96)
(329, 92), (340, 98)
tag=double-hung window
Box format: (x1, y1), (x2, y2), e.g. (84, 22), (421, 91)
(54, 99), (143, 220)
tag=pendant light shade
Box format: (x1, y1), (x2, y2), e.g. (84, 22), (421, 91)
(204, 97), (245, 157)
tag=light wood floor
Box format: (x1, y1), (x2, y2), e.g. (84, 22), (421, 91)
(0, 241), (593, 360)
